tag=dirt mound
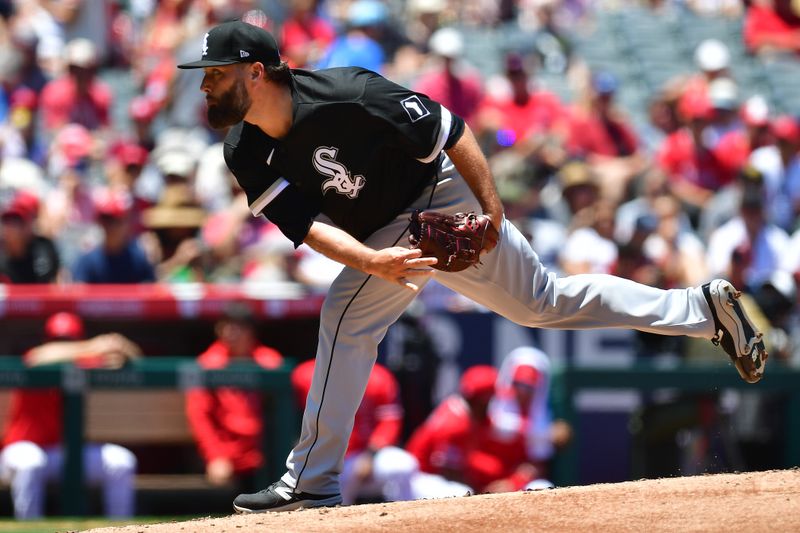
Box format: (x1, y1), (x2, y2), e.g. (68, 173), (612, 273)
(88, 469), (800, 533)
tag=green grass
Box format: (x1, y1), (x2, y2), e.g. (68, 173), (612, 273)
(0, 516), (205, 533)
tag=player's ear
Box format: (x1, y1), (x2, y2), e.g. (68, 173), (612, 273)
(250, 62), (263, 81)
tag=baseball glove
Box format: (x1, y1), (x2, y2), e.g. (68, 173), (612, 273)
(408, 210), (499, 272)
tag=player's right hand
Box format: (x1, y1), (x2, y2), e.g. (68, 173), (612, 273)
(206, 458), (234, 486)
(86, 334), (143, 369)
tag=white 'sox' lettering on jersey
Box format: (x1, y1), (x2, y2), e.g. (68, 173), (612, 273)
(313, 146), (366, 199)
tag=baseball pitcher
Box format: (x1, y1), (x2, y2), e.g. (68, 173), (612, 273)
(177, 21), (767, 512)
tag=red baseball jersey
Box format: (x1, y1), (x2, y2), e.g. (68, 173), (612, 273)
(185, 341), (283, 473)
(291, 360), (402, 455)
(3, 351), (65, 448)
(406, 394), (530, 492)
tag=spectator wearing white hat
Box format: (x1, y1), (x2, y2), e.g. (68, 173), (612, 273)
(657, 91), (735, 215)
(705, 85), (773, 184)
(39, 38), (112, 134)
(704, 77), (740, 147)
(413, 27), (484, 125)
(695, 39), (731, 80)
(677, 39), (732, 115)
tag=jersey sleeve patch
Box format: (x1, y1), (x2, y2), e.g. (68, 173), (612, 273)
(401, 95), (431, 123)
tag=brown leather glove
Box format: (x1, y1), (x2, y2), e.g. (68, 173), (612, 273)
(408, 210), (499, 272)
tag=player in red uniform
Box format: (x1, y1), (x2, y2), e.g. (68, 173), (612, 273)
(0, 313), (139, 519)
(185, 304), (283, 488)
(489, 347), (572, 489)
(407, 365), (544, 493)
(292, 359), (403, 504)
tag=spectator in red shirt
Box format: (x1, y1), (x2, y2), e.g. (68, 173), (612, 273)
(475, 52), (566, 159)
(682, 39), (733, 106)
(413, 27), (484, 125)
(292, 359), (402, 504)
(185, 303), (283, 489)
(657, 92), (735, 215)
(104, 141), (154, 236)
(566, 72), (645, 203)
(0, 313), (140, 519)
(280, 0), (336, 68)
(39, 38), (112, 134)
(744, 0), (800, 55)
(128, 96), (159, 152)
(714, 94), (773, 178)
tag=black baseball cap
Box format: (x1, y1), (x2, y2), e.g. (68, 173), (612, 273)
(178, 21), (280, 69)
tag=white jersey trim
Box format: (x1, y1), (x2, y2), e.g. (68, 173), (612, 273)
(250, 178), (289, 216)
(417, 107), (452, 164)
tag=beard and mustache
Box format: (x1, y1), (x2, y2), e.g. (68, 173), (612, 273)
(206, 77), (252, 129)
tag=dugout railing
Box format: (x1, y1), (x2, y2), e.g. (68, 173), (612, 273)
(549, 362), (800, 486)
(0, 357), (298, 516)
(1, 357), (799, 514)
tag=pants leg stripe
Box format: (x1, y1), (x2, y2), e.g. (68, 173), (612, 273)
(292, 225), (411, 493)
(293, 172), (440, 493)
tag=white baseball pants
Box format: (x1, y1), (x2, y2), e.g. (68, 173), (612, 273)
(0, 441), (136, 519)
(282, 158), (716, 494)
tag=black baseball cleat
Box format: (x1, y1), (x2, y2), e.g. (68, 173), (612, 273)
(702, 279), (768, 383)
(232, 480), (342, 513)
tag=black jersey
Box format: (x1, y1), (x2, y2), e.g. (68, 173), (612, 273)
(223, 67), (465, 246)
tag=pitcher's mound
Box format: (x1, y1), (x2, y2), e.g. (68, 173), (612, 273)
(89, 469), (800, 533)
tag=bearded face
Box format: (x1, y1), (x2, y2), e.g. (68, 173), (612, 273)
(207, 74), (252, 129)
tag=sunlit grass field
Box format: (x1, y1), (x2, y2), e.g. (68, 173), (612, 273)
(0, 516), (206, 533)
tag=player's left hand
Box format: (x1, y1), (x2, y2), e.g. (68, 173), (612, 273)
(364, 246), (438, 292)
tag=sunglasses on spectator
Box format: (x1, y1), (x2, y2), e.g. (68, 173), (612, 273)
(512, 380), (537, 391)
(98, 214), (126, 225)
(1, 214), (27, 225)
(68, 65), (95, 75)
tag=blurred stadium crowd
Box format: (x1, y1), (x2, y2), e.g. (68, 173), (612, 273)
(1, 0), (800, 360)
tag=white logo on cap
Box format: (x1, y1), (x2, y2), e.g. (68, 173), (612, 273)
(202, 33), (209, 56)
(240, 50), (250, 58)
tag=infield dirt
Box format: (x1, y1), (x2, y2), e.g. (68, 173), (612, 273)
(86, 469), (800, 532)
